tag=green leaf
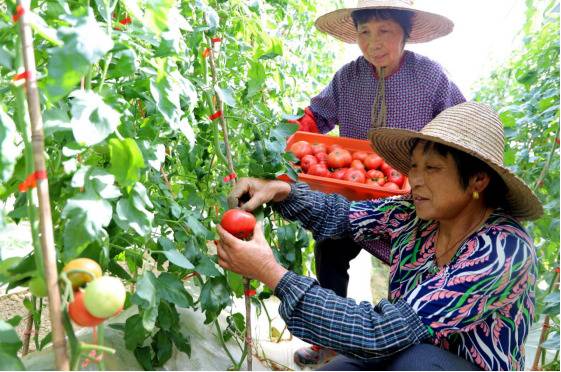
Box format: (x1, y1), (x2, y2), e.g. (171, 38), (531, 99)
(0, 320), (22, 357)
(0, 46), (13, 69)
(151, 330), (173, 366)
(0, 107), (17, 182)
(186, 214), (212, 239)
(133, 346), (153, 370)
(139, 141), (166, 171)
(61, 191), (112, 257)
(157, 301), (179, 331)
(109, 48), (138, 79)
(45, 11), (113, 99)
(131, 272), (159, 332)
(114, 183), (154, 236)
(0, 350), (25, 371)
(69, 90), (121, 146)
(109, 138), (145, 187)
(541, 332), (560, 350)
(195, 255), (221, 277)
(156, 273), (193, 308)
(144, 0), (175, 35)
(150, 74), (182, 127)
(88, 168), (122, 199)
(158, 237), (195, 270)
(170, 328), (190, 357)
(199, 276), (231, 324)
(246, 61), (266, 98)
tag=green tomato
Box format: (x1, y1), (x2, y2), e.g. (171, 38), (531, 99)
(29, 276), (48, 298)
(83, 276), (126, 318)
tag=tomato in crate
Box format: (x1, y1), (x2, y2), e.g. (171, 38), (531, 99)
(279, 131), (411, 201)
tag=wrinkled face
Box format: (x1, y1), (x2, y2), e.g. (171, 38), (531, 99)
(408, 143), (472, 221)
(356, 18), (405, 73)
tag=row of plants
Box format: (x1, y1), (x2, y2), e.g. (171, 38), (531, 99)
(0, 0), (340, 369)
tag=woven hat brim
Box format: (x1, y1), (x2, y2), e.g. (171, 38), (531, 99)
(368, 128), (544, 221)
(315, 7), (454, 44)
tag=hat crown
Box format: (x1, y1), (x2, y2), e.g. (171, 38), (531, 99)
(356, 0), (414, 7)
(419, 102), (505, 165)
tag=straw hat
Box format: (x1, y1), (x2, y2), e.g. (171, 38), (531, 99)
(368, 102), (543, 220)
(316, 0), (454, 44)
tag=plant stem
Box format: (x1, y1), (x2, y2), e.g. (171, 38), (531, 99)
(214, 320), (238, 369)
(533, 127), (560, 190)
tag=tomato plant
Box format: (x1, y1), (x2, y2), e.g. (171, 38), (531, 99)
(220, 209), (256, 239)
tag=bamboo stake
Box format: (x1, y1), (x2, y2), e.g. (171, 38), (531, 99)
(531, 270), (559, 370)
(207, 39), (253, 371)
(21, 306), (33, 356)
(17, 1), (69, 369)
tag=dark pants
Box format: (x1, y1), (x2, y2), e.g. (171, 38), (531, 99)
(315, 237), (362, 297)
(318, 343), (481, 371)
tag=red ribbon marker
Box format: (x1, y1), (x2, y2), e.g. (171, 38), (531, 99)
(223, 172), (237, 183)
(211, 37), (222, 43)
(119, 17), (132, 25)
(12, 71), (31, 81)
(244, 289), (256, 297)
(202, 48), (211, 58)
(208, 111), (222, 121)
(18, 170), (48, 193)
(12, 5), (24, 23)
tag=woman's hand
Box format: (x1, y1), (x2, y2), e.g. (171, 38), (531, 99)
(228, 177), (291, 212)
(216, 222), (287, 290)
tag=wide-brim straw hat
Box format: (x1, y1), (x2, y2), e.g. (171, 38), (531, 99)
(368, 102), (543, 220)
(316, 0), (454, 44)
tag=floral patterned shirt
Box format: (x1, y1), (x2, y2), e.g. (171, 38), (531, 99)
(275, 183), (537, 371)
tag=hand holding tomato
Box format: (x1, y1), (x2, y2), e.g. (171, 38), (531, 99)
(228, 177), (292, 212)
(216, 223), (287, 289)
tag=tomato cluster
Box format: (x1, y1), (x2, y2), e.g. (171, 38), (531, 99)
(63, 258), (126, 327)
(289, 140), (405, 191)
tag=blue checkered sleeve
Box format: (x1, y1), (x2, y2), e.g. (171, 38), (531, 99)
(274, 271), (430, 360)
(274, 182), (351, 241)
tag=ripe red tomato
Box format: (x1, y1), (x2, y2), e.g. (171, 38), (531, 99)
(290, 141), (313, 159)
(344, 168), (366, 183)
(366, 169), (384, 179)
(331, 168), (348, 180)
(315, 152), (328, 164)
(311, 143), (327, 155)
(62, 258), (103, 289)
(352, 151), (368, 161)
(221, 209), (257, 239)
(386, 169), (404, 187)
(84, 276), (126, 318)
(68, 290), (105, 327)
(327, 149), (352, 168)
(307, 163), (330, 177)
(380, 162), (393, 175)
(383, 182), (400, 191)
(350, 159), (365, 170)
(300, 154), (318, 172)
(364, 154), (383, 170)
(328, 144), (343, 153)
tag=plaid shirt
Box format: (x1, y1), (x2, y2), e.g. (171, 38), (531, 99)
(274, 183), (431, 360)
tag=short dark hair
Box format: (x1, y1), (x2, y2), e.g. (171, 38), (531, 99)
(351, 9), (414, 40)
(410, 139), (508, 209)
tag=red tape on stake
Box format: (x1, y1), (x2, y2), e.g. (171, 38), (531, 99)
(12, 5), (24, 23)
(223, 172), (237, 183)
(211, 37), (222, 43)
(209, 111), (222, 121)
(18, 170), (47, 193)
(12, 71), (30, 81)
(119, 17), (132, 25)
(244, 289), (256, 297)
(202, 48), (211, 58)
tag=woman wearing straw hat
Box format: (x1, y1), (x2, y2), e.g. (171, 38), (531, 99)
(290, 0), (465, 365)
(218, 102), (542, 370)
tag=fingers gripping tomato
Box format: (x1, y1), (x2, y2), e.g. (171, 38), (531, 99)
(63, 258), (103, 289)
(220, 209), (257, 239)
(84, 276), (126, 319)
(68, 290), (105, 327)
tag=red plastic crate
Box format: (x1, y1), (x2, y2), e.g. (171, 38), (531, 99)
(279, 131), (411, 201)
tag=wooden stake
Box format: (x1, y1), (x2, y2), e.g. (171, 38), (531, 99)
(17, 1), (69, 369)
(531, 271), (559, 370)
(207, 41), (253, 371)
